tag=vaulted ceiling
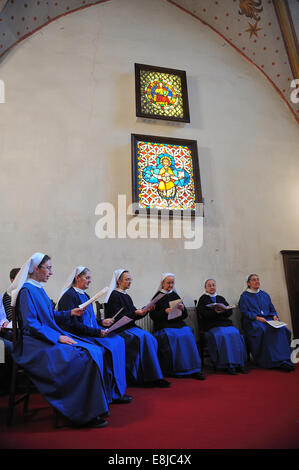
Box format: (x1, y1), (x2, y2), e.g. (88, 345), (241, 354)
(0, 0), (298, 123)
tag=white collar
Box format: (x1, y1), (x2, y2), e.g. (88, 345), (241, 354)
(74, 287), (86, 295)
(26, 278), (44, 289)
(205, 292), (218, 297)
(161, 289), (173, 294)
(246, 288), (260, 294)
(115, 287), (127, 294)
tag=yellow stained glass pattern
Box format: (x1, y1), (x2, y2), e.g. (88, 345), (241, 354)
(140, 70), (184, 119)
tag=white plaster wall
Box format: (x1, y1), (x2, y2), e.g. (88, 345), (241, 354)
(0, 0), (298, 332)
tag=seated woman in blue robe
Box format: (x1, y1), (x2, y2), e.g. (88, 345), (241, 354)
(56, 266), (131, 404)
(105, 269), (170, 388)
(150, 273), (204, 380)
(8, 252), (110, 428)
(197, 279), (247, 375)
(239, 274), (294, 372)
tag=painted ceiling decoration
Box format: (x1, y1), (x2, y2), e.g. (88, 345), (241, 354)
(0, 1), (8, 15)
(0, 0), (111, 59)
(167, 0), (299, 123)
(0, 0), (298, 123)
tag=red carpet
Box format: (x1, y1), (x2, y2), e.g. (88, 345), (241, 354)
(0, 365), (298, 450)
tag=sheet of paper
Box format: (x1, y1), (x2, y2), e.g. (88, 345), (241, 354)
(207, 303), (235, 310)
(105, 315), (132, 333)
(111, 307), (124, 320)
(78, 286), (109, 309)
(169, 299), (182, 309)
(266, 320), (287, 328)
(141, 292), (166, 311)
(168, 298), (183, 320)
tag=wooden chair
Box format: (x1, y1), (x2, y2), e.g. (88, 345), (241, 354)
(7, 306), (32, 426)
(6, 306), (60, 427)
(95, 301), (104, 322)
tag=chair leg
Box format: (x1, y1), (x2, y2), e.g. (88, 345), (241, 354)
(7, 361), (18, 426)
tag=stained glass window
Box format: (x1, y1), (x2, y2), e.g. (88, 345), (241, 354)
(132, 134), (202, 216)
(135, 64), (190, 123)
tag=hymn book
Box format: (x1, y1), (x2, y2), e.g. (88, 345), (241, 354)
(105, 315), (133, 333)
(78, 287), (109, 309)
(168, 298), (183, 320)
(207, 303), (236, 310)
(141, 292), (166, 311)
(266, 320), (287, 328)
(111, 307), (124, 320)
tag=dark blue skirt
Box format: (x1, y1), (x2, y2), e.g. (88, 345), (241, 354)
(244, 320), (292, 369)
(154, 326), (202, 376)
(13, 335), (109, 424)
(85, 333), (127, 402)
(205, 326), (246, 369)
(118, 326), (163, 383)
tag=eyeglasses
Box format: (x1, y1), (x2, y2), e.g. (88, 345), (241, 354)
(39, 265), (52, 271)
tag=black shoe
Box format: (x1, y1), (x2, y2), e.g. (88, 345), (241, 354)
(73, 416), (108, 429)
(279, 363), (295, 372)
(227, 367), (237, 375)
(112, 395), (133, 404)
(150, 379), (171, 388)
(100, 410), (110, 418)
(86, 416), (108, 428)
(237, 367), (248, 374)
(193, 372), (206, 380)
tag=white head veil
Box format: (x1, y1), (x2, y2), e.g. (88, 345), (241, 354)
(104, 269), (127, 303)
(56, 266), (86, 305)
(158, 272), (178, 294)
(7, 252), (45, 307)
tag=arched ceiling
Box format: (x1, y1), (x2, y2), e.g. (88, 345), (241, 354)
(0, 0), (298, 123)
(168, 0), (299, 123)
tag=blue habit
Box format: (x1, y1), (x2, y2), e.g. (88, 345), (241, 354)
(57, 287), (126, 402)
(105, 290), (163, 384)
(13, 282), (109, 424)
(239, 290), (293, 369)
(197, 294), (246, 369)
(150, 291), (202, 376)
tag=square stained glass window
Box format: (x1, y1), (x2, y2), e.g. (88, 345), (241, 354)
(131, 134), (202, 217)
(135, 64), (190, 123)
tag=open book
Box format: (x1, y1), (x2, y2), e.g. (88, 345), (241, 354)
(266, 320), (287, 329)
(168, 298), (183, 320)
(206, 303), (235, 310)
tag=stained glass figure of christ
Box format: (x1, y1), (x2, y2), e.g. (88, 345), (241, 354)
(136, 139), (198, 212)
